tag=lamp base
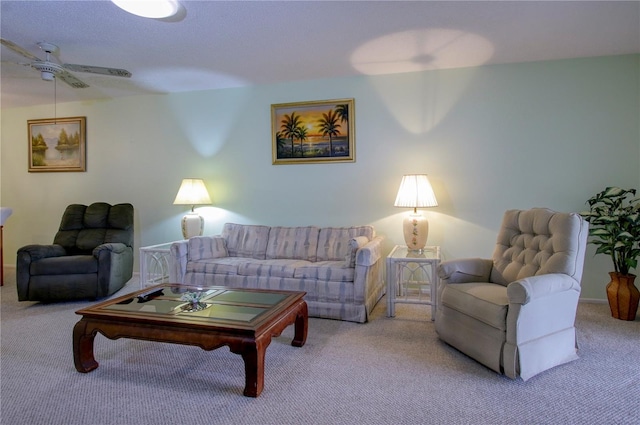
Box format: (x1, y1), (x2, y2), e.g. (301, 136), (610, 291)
(402, 212), (428, 251)
(181, 212), (204, 239)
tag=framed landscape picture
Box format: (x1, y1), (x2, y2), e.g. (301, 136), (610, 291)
(28, 116), (86, 172)
(272, 98), (355, 165)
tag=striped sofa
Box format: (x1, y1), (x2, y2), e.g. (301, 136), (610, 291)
(169, 223), (385, 323)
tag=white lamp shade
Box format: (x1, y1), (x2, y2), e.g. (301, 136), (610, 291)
(394, 174), (438, 208)
(173, 178), (211, 239)
(173, 179), (212, 207)
(394, 174), (438, 251)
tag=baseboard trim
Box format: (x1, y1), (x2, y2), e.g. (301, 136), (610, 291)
(578, 298), (607, 304)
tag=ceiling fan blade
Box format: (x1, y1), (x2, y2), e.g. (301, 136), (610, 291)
(63, 63), (131, 78)
(56, 70), (89, 88)
(0, 38), (41, 61)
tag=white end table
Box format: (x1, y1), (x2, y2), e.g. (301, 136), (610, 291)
(386, 245), (441, 320)
(139, 242), (179, 289)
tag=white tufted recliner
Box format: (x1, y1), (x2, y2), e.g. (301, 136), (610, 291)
(436, 208), (588, 380)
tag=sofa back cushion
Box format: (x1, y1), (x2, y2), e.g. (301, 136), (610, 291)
(188, 236), (228, 261)
(316, 226), (375, 261)
(491, 208), (588, 286)
(222, 223), (270, 259)
(266, 226), (320, 262)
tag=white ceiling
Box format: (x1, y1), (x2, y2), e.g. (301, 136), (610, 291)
(1, 0), (639, 109)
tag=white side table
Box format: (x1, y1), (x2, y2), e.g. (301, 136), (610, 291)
(139, 242), (178, 289)
(386, 245), (441, 320)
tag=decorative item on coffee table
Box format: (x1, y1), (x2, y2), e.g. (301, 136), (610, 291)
(179, 291), (209, 312)
(581, 186), (640, 320)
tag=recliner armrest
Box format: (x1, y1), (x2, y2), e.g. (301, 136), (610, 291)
(507, 273), (580, 304)
(438, 258), (493, 283)
(17, 244), (66, 262)
(92, 242), (129, 257)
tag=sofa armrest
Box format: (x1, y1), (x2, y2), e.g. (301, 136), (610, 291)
(169, 236), (228, 283)
(438, 258), (493, 283)
(355, 236), (384, 267)
(353, 235), (385, 317)
(170, 240), (189, 283)
(507, 273), (580, 305)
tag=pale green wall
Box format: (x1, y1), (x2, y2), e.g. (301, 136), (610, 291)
(1, 55), (638, 300)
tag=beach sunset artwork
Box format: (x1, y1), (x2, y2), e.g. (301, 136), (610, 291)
(271, 99), (355, 164)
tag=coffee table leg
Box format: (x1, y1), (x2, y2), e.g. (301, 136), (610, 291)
(236, 338), (267, 398)
(292, 301), (308, 347)
(73, 319), (99, 373)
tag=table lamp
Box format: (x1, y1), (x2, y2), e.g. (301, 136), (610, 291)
(394, 174), (438, 251)
(173, 178), (212, 239)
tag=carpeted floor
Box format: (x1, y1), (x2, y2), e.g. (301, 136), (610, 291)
(1, 269), (639, 425)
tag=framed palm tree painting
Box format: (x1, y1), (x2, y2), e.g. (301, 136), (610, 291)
(271, 98), (355, 164)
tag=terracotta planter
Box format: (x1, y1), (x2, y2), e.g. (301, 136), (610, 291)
(606, 272), (640, 321)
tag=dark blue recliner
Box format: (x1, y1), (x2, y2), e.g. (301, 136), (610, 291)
(17, 202), (134, 302)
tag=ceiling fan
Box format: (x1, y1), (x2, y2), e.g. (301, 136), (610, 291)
(0, 38), (131, 88)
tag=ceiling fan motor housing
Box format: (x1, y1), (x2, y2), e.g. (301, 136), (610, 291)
(31, 61), (64, 81)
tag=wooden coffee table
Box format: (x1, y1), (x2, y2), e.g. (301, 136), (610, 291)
(73, 284), (308, 397)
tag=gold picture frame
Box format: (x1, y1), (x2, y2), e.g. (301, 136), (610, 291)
(272, 98), (355, 164)
(28, 116), (86, 172)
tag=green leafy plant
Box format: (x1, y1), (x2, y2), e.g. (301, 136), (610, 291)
(581, 187), (640, 276)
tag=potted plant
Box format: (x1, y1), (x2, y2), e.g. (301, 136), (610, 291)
(581, 187), (640, 320)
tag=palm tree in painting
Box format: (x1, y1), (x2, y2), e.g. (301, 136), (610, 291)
(280, 112), (303, 158)
(335, 104), (349, 124)
(275, 131), (287, 156)
(295, 125), (309, 157)
(317, 109), (341, 156)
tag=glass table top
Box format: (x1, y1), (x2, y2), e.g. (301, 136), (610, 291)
(99, 285), (291, 323)
(389, 245), (441, 260)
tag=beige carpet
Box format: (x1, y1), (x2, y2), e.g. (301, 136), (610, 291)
(1, 269), (639, 425)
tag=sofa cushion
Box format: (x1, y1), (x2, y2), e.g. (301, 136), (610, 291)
(238, 259), (311, 278)
(266, 226), (320, 262)
(222, 223), (270, 259)
(294, 261), (356, 282)
(441, 282), (509, 330)
(188, 236), (228, 261)
(317, 226), (375, 261)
